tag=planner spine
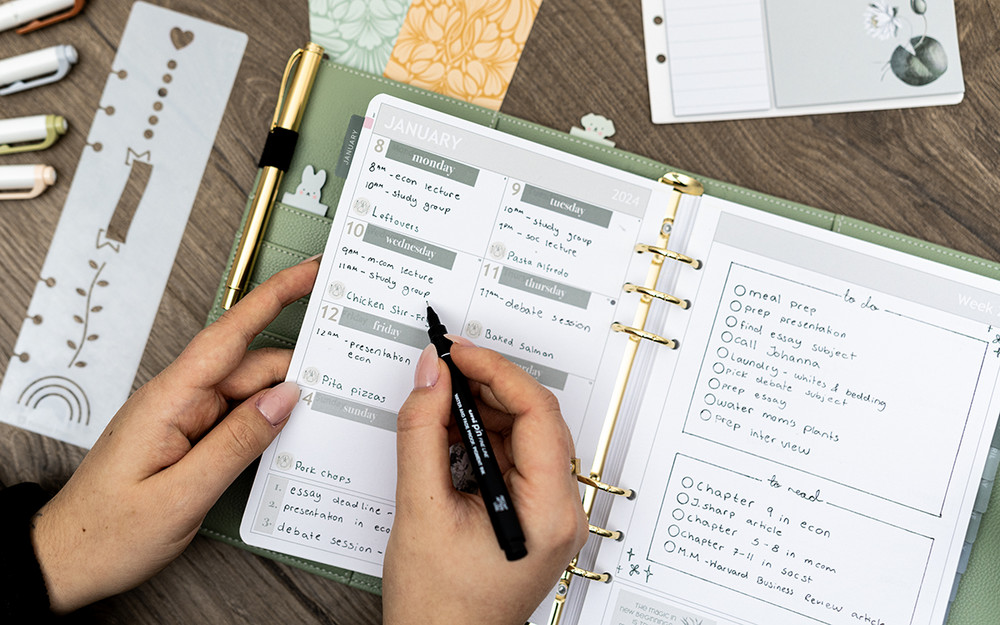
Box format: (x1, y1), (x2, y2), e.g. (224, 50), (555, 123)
(546, 173), (704, 625)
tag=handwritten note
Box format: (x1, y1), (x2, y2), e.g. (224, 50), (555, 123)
(686, 260), (987, 515)
(648, 455), (931, 624)
(240, 95), (678, 575)
(581, 199), (1000, 625)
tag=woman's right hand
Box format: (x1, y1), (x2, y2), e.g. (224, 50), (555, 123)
(383, 341), (589, 625)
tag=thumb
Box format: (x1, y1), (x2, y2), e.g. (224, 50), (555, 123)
(173, 380), (300, 508)
(395, 345), (455, 509)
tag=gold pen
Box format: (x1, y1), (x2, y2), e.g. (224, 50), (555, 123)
(222, 42), (324, 310)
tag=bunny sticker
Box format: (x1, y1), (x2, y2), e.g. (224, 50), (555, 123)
(282, 164), (329, 215)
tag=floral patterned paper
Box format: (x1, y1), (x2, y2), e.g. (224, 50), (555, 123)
(384, 0), (542, 110)
(309, 0), (413, 75)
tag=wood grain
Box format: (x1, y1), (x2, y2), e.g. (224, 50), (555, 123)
(2, 0), (999, 622)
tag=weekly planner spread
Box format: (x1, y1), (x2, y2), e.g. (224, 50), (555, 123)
(239, 95), (679, 576)
(239, 95), (1000, 625)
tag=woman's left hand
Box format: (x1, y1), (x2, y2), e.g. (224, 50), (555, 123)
(30, 259), (318, 613)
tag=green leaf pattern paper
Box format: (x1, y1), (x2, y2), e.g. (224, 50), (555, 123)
(309, 0), (413, 74)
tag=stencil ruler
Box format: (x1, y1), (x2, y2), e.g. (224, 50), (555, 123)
(0, 2), (247, 448)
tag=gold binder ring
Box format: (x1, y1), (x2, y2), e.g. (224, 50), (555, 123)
(589, 524), (624, 541)
(611, 323), (677, 350)
(659, 172), (704, 195)
(623, 283), (690, 309)
(565, 563), (611, 583)
(634, 244), (702, 269)
(575, 472), (636, 499)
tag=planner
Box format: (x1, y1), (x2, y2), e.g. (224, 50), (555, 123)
(201, 57), (1000, 624)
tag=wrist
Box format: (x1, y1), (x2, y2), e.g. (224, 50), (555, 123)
(30, 499), (90, 615)
(29, 503), (68, 614)
(0, 483), (55, 618)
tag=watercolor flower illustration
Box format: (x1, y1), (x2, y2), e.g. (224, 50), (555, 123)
(384, 0), (542, 110)
(864, 0), (947, 86)
(863, 1), (902, 40)
(309, 0), (411, 74)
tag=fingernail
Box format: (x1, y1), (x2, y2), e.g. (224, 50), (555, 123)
(414, 344), (440, 389)
(297, 253), (322, 265)
(257, 380), (300, 426)
(445, 334), (475, 347)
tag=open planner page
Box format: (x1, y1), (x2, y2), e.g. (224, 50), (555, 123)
(580, 197), (1000, 624)
(239, 94), (681, 576)
(640, 0), (964, 123)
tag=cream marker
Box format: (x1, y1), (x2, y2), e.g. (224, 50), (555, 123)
(0, 114), (68, 154)
(0, 0), (86, 34)
(0, 44), (78, 95)
(0, 164), (57, 200)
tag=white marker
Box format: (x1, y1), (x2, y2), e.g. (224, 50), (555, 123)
(0, 114), (68, 154)
(0, 164), (57, 200)
(0, 44), (78, 95)
(0, 0), (85, 34)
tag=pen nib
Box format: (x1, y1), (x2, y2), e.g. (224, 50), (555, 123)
(426, 304), (441, 328)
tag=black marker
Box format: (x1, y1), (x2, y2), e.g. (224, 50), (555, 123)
(426, 305), (527, 561)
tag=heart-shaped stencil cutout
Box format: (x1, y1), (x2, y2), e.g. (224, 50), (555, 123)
(170, 27), (194, 50)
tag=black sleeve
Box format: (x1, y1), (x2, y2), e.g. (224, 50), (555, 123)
(0, 482), (54, 620)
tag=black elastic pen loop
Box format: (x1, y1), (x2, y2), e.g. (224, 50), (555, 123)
(257, 126), (299, 171)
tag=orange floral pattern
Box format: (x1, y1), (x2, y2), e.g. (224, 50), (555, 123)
(385, 0), (542, 110)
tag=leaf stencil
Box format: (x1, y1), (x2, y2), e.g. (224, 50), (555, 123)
(67, 260), (108, 368)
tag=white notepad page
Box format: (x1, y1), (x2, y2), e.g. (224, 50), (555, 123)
(577, 197), (1000, 625)
(659, 0), (771, 117)
(642, 0), (965, 123)
(239, 94), (685, 576)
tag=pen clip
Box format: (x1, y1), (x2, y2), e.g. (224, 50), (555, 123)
(0, 115), (67, 155)
(0, 180), (48, 200)
(16, 0), (87, 34)
(272, 47), (304, 129)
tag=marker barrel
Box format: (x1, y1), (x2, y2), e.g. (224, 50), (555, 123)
(0, 115), (62, 145)
(0, 45), (77, 88)
(426, 305), (527, 561)
(445, 354), (527, 560)
(0, 0), (75, 31)
(0, 164), (55, 190)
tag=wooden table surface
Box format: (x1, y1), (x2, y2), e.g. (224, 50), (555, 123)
(1, 1), (999, 623)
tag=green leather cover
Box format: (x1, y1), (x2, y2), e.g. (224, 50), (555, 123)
(202, 59), (1000, 621)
